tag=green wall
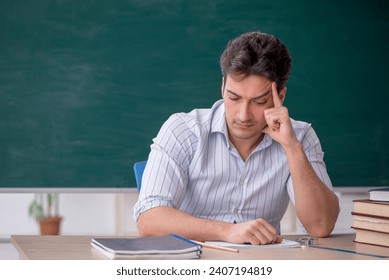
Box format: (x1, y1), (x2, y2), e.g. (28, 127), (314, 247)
(0, 0), (388, 188)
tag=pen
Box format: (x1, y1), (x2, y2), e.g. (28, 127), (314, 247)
(170, 233), (239, 253)
(191, 240), (239, 253)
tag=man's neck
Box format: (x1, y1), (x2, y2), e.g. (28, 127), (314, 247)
(229, 133), (265, 161)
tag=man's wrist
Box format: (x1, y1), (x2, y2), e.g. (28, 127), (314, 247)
(282, 140), (303, 155)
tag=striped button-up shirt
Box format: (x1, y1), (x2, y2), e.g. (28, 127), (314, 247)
(134, 100), (333, 233)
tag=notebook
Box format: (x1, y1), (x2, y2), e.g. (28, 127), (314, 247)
(91, 234), (202, 259)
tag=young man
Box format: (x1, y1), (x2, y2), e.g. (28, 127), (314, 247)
(134, 31), (339, 244)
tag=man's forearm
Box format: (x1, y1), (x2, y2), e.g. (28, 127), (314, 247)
(283, 142), (340, 237)
(137, 206), (283, 244)
(137, 206), (227, 241)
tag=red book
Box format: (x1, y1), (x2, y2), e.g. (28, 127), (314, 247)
(352, 227), (389, 248)
(352, 199), (389, 218)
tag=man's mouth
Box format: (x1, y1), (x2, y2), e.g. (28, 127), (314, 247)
(235, 122), (254, 128)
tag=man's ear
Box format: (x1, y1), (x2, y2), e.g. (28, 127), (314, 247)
(221, 77), (225, 97)
(279, 87), (287, 104)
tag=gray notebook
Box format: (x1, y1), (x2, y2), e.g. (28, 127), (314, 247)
(91, 234), (202, 259)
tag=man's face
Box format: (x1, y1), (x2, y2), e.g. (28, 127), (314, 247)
(222, 74), (285, 146)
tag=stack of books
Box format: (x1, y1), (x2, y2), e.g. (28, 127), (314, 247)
(351, 188), (389, 248)
(91, 234), (202, 259)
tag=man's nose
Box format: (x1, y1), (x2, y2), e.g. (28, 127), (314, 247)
(238, 102), (251, 121)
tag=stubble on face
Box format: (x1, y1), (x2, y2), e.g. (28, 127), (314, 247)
(222, 75), (273, 146)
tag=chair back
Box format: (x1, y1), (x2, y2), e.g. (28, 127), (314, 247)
(133, 161), (147, 192)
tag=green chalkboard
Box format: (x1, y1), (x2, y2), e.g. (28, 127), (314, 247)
(0, 0), (388, 188)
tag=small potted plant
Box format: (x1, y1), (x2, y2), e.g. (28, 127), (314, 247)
(28, 193), (63, 235)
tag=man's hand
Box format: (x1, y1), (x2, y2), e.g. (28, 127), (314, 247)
(224, 219), (283, 245)
(262, 83), (298, 148)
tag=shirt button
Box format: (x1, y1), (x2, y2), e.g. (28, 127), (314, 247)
(239, 181), (244, 187)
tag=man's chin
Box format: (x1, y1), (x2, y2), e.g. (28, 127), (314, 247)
(231, 130), (263, 141)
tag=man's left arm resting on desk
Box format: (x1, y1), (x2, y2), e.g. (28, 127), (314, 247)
(262, 88), (340, 237)
(282, 136), (340, 237)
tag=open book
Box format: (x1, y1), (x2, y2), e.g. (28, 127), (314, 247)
(91, 234), (202, 259)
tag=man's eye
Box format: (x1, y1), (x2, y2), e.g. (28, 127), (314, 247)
(229, 96), (239, 101)
(254, 100), (267, 105)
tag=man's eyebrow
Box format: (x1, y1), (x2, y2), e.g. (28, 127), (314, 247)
(226, 89), (240, 97)
(226, 89), (271, 99)
(253, 90), (271, 99)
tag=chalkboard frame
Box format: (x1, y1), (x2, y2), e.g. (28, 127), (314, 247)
(1, 0), (388, 189)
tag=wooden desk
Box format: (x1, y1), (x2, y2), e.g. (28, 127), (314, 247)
(11, 234), (389, 260)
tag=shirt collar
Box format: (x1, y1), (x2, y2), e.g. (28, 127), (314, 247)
(210, 100), (226, 134)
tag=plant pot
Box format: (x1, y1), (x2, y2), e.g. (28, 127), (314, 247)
(39, 216), (62, 235)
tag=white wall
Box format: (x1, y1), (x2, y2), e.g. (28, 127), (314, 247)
(0, 192), (138, 237)
(0, 188), (370, 238)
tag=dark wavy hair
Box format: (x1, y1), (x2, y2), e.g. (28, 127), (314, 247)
(220, 32), (292, 92)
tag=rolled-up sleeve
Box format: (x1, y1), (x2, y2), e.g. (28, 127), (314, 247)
(133, 114), (197, 221)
